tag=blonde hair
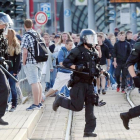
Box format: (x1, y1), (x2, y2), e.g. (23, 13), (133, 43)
(7, 29), (21, 56)
(57, 32), (72, 45)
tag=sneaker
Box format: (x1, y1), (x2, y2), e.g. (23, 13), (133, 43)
(9, 106), (16, 112)
(102, 89), (106, 95)
(22, 96), (28, 104)
(117, 86), (120, 92)
(39, 103), (43, 108)
(112, 84), (117, 90)
(121, 89), (125, 94)
(26, 104), (40, 111)
(98, 89), (100, 94)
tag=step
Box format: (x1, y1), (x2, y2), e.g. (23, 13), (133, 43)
(0, 104), (43, 140)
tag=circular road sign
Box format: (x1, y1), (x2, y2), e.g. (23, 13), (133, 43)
(35, 11), (48, 25)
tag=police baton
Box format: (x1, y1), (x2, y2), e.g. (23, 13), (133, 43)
(0, 65), (18, 82)
(54, 65), (90, 75)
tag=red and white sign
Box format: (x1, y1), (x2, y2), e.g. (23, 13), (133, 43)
(35, 11), (48, 25)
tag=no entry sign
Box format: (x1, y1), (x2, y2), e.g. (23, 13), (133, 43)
(35, 11), (48, 25)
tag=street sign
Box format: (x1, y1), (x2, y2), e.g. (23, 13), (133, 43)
(132, 12), (137, 19)
(35, 11), (48, 25)
(64, 9), (71, 17)
(120, 7), (130, 24)
(40, 3), (51, 20)
(75, 0), (87, 5)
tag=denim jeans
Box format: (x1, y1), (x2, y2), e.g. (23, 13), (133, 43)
(46, 68), (57, 90)
(60, 85), (70, 97)
(9, 71), (17, 107)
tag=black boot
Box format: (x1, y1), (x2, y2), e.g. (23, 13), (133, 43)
(120, 112), (130, 130)
(83, 132), (97, 137)
(0, 118), (8, 125)
(53, 94), (62, 111)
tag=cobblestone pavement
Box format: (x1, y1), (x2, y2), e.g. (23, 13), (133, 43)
(71, 90), (140, 140)
(30, 97), (69, 140)
(31, 90), (140, 140)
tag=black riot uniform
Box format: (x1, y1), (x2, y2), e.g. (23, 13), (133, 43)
(0, 12), (13, 125)
(52, 29), (105, 137)
(120, 38), (140, 130)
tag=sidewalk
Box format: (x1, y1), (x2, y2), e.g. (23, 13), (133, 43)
(1, 89), (140, 140)
(30, 97), (69, 139)
(0, 103), (43, 140)
(71, 90), (140, 140)
(131, 88), (140, 106)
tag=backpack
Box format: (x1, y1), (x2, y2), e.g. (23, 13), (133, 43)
(25, 32), (48, 62)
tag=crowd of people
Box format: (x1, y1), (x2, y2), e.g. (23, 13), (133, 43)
(5, 19), (139, 112)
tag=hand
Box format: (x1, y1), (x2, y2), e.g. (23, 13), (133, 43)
(50, 69), (53, 72)
(96, 46), (101, 51)
(75, 64), (85, 72)
(114, 62), (117, 68)
(133, 76), (140, 88)
(98, 100), (106, 107)
(107, 66), (110, 71)
(13, 73), (17, 76)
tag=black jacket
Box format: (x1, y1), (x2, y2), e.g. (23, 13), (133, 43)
(114, 41), (131, 64)
(126, 39), (135, 49)
(63, 46), (98, 79)
(104, 38), (114, 57)
(8, 53), (21, 74)
(126, 41), (140, 69)
(100, 43), (109, 65)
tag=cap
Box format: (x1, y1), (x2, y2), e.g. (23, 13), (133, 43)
(114, 28), (120, 31)
(54, 34), (60, 38)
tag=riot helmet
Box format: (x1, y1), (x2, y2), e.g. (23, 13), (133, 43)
(79, 29), (98, 48)
(0, 12), (13, 35)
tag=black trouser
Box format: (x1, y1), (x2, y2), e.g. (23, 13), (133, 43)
(128, 105), (140, 118)
(59, 82), (96, 132)
(115, 63), (128, 89)
(0, 68), (9, 118)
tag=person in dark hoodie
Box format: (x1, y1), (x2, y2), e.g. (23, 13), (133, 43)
(126, 31), (136, 87)
(126, 31), (135, 49)
(114, 31), (131, 93)
(99, 32), (113, 58)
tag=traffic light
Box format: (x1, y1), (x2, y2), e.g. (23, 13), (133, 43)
(0, 0), (15, 17)
(14, 1), (26, 24)
(0, 0), (26, 22)
(104, 0), (115, 26)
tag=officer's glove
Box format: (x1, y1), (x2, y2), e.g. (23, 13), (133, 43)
(133, 76), (140, 88)
(75, 64), (85, 72)
(98, 100), (106, 107)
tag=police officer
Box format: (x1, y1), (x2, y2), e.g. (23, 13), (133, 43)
(0, 12), (13, 125)
(120, 37), (140, 130)
(53, 29), (105, 137)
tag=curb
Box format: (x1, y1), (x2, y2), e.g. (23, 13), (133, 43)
(13, 108), (43, 140)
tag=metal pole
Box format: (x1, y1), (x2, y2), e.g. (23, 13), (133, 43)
(130, 3), (137, 34)
(88, 0), (96, 31)
(64, 0), (72, 32)
(109, 4), (116, 33)
(26, 0), (30, 19)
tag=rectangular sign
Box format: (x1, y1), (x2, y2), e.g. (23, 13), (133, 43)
(110, 0), (140, 2)
(120, 7), (130, 24)
(40, 3), (51, 20)
(75, 0), (87, 6)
